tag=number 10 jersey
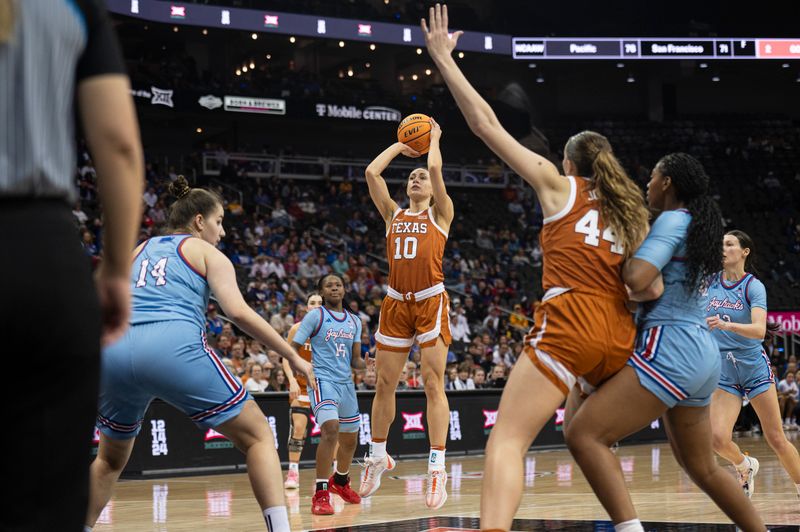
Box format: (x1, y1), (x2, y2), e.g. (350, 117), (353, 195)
(385, 207), (447, 295)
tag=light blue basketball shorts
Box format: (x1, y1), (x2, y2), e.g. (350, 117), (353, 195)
(627, 323), (721, 408)
(97, 320), (249, 439)
(309, 378), (360, 433)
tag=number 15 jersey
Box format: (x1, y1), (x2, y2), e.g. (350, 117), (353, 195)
(386, 207), (447, 294)
(540, 176), (627, 300)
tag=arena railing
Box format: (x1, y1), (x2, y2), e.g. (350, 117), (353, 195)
(202, 152), (512, 188)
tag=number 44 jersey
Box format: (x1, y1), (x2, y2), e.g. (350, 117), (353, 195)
(386, 206), (447, 295)
(540, 176), (628, 300)
(130, 234), (210, 327)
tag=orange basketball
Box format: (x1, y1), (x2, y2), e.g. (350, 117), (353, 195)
(397, 113), (432, 155)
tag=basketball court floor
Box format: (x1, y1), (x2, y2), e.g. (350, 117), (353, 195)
(93, 436), (799, 531)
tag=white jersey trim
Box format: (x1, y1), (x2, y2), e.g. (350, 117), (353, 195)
(542, 175), (577, 225)
(386, 207), (404, 237)
(427, 206), (448, 237)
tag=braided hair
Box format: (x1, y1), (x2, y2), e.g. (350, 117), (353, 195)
(656, 153), (723, 292)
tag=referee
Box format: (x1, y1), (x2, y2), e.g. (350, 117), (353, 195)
(0, 1), (143, 530)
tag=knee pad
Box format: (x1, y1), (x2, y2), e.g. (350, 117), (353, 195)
(287, 436), (305, 454)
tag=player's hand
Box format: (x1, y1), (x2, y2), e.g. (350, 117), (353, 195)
(95, 269), (131, 346)
(706, 316), (727, 331)
(366, 355), (376, 370)
(421, 4), (463, 63)
(395, 142), (422, 158)
(288, 379), (300, 402)
(429, 117), (442, 142)
(293, 358), (316, 390)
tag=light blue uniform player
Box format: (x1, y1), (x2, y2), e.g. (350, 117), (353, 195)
(627, 209), (721, 407)
(293, 305), (363, 432)
(705, 272), (772, 399)
(97, 234), (247, 438)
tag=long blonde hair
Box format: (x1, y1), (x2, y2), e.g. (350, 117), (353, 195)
(565, 131), (649, 258)
(0, 0), (16, 44)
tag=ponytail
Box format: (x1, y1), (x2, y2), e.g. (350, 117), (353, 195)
(592, 151), (650, 258)
(656, 153), (723, 292)
(565, 131), (649, 258)
(0, 0), (16, 44)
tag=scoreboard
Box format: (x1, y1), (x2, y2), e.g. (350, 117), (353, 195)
(512, 37), (800, 60)
(107, 0), (799, 61)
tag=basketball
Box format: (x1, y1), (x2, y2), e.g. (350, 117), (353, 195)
(397, 113), (432, 154)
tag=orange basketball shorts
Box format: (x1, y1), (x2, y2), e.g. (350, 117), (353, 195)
(375, 292), (452, 352)
(525, 290), (635, 395)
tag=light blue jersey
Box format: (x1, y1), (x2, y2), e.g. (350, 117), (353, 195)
(130, 234), (209, 326)
(97, 234), (248, 439)
(635, 210), (705, 328)
(627, 209), (720, 408)
(294, 306), (363, 384)
(705, 272), (773, 399)
(704, 272), (767, 351)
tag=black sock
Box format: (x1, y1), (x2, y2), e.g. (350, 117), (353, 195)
(316, 480), (328, 492)
(333, 471), (349, 486)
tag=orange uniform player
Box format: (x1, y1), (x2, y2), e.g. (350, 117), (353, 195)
(375, 206), (451, 351)
(525, 176), (636, 396)
(421, 5), (650, 529)
(360, 118), (454, 510)
(283, 292), (323, 489)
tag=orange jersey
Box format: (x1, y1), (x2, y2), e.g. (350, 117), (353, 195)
(540, 176), (627, 300)
(293, 341), (312, 388)
(386, 207), (447, 294)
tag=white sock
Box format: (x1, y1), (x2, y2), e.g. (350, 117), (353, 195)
(288, 462), (299, 473)
(734, 456), (749, 472)
(84, 527), (92, 532)
(263, 505), (289, 532)
(370, 440), (387, 458)
(335, 468), (349, 477)
(615, 518), (644, 532)
(428, 448), (446, 471)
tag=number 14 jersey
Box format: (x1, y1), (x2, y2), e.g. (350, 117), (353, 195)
(540, 176), (627, 300)
(386, 207), (447, 294)
(130, 234), (210, 327)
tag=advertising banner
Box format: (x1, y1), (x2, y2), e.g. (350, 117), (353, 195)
(768, 311), (800, 334)
(103, 390), (667, 478)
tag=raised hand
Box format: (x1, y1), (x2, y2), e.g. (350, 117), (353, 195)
(421, 3), (463, 62)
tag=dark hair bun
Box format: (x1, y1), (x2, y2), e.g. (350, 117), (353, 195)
(168, 175), (191, 200)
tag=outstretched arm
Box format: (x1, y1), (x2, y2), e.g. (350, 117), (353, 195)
(428, 118), (454, 229)
(365, 143), (420, 224)
(422, 4), (567, 210)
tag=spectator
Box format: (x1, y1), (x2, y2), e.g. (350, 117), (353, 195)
(358, 369), (377, 390)
(269, 306), (294, 336)
(270, 367), (289, 392)
(214, 335), (233, 359)
(72, 201), (88, 225)
(406, 361), (421, 389)
(445, 366), (459, 390)
(450, 301), (471, 345)
(230, 340), (248, 376)
(450, 362), (476, 390)
(205, 303), (224, 337)
(397, 366), (410, 391)
(508, 304), (528, 331)
(472, 367), (488, 389)
(143, 185), (158, 208)
(488, 364), (508, 388)
(778, 371), (799, 429)
(245, 364), (269, 392)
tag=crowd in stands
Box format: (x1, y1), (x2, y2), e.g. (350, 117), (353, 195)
(72, 117), (799, 396)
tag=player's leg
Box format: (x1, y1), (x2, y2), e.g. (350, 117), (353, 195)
(419, 336), (450, 508)
(664, 405), (765, 531)
(565, 366), (667, 526)
(480, 354), (567, 531)
(710, 388), (746, 463)
(85, 435), (136, 528)
(215, 400), (290, 528)
(360, 349), (406, 497)
(285, 403), (309, 489)
(750, 384), (800, 488)
(330, 390), (362, 507)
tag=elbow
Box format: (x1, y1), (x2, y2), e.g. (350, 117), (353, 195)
(365, 168), (377, 180)
(226, 303), (249, 324)
(470, 120), (496, 141)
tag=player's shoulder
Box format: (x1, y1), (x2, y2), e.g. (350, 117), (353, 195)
(652, 209), (691, 231)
